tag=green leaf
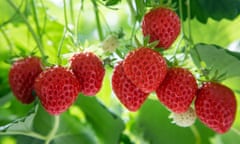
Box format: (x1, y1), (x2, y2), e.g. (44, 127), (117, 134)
(52, 112), (98, 144)
(0, 0), (22, 25)
(104, 0), (121, 6)
(0, 111), (35, 132)
(15, 135), (44, 144)
(76, 94), (125, 144)
(211, 129), (240, 144)
(132, 99), (215, 144)
(32, 104), (54, 136)
(135, 0), (146, 21)
(173, 0), (240, 23)
(190, 43), (240, 79)
(188, 17), (240, 47)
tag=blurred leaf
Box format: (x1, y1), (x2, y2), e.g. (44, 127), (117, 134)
(132, 99), (215, 144)
(0, 0), (24, 26)
(32, 104), (54, 136)
(15, 135), (43, 144)
(190, 43), (240, 79)
(173, 0), (240, 23)
(0, 108), (35, 132)
(52, 111), (98, 144)
(211, 129), (240, 144)
(104, 0), (121, 6)
(76, 94), (125, 144)
(33, 103), (98, 143)
(188, 17), (240, 47)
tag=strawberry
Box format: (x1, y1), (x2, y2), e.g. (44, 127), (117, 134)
(34, 66), (81, 115)
(142, 7), (180, 49)
(70, 52), (105, 96)
(112, 62), (149, 111)
(123, 47), (167, 93)
(195, 82), (237, 133)
(169, 107), (196, 127)
(156, 68), (197, 113)
(8, 57), (42, 104)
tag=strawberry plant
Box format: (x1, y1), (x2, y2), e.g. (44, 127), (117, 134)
(1, 0), (240, 144)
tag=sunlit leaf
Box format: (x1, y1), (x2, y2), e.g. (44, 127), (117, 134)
(76, 94), (125, 144)
(190, 43), (240, 79)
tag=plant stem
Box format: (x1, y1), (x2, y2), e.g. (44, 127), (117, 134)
(70, 0), (75, 24)
(63, 0), (70, 32)
(57, 29), (67, 65)
(0, 27), (14, 55)
(45, 116), (60, 144)
(74, 0), (83, 47)
(231, 127), (240, 135)
(91, 0), (104, 41)
(178, 0), (185, 36)
(0, 131), (46, 140)
(186, 0), (193, 44)
(39, 0), (48, 36)
(126, 0), (137, 41)
(190, 125), (201, 144)
(7, 0), (47, 64)
(31, 0), (42, 41)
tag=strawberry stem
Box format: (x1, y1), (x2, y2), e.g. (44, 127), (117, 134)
(178, 0), (185, 36)
(0, 27), (14, 57)
(31, 0), (42, 43)
(7, 0), (48, 65)
(126, 0), (138, 42)
(190, 125), (201, 144)
(63, 0), (71, 33)
(91, 0), (104, 41)
(74, 2), (84, 48)
(231, 127), (240, 136)
(57, 29), (67, 65)
(45, 115), (60, 144)
(186, 0), (193, 44)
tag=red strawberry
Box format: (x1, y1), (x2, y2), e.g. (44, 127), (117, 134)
(156, 68), (197, 113)
(195, 82), (237, 133)
(70, 52), (105, 96)
(8, 57), (42, 104)
(34, 66), (81, 115)
(142, 7), (180, 49)
(112, 62), (149, 111)
(123, 47), (167, 93)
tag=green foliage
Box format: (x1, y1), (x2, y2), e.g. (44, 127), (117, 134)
(133, 99), (215, 144)
(190, 43), (240, 80)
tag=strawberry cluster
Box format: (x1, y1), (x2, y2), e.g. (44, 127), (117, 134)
(7, 6), (237, 135)
(111, 7), (237, 134)
(8, 52), (105, 115)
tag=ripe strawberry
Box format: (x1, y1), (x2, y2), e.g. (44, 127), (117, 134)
(34, 66), (81, 115)
(123, 47), (167, 93)
(8, 57), (42, 104)
(112, 62), (149, 111)
(142, 7), (180, 49)
(70, 52), (105, 96)
(195, 82), (237, 133)
(156, 68), (197, 113)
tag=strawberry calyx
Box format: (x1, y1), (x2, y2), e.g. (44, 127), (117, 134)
(197, 61), (227, 83)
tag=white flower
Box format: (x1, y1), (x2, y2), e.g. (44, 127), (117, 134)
(102, 35), (119, 52)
